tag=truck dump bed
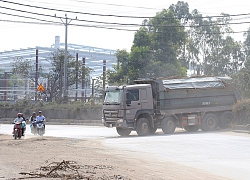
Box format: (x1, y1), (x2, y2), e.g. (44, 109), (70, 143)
(134, 77), (241, 114)
(156, 77), (241, 114)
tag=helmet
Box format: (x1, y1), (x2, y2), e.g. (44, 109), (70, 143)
(38, 111), (42, 114)
(32, 112), (36, 115)
(17, 113), (22, 117)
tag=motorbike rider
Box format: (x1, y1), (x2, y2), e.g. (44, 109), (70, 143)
(36, 111), (46, 129)
(13, 113), (24, 136)
(29, 112), (37, 122)
(20, 113), (26, 136)
(20, 113), (26, 121)
(29, 112), (37, 134)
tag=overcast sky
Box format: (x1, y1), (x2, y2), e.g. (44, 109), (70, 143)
(1, 0), (250, 52)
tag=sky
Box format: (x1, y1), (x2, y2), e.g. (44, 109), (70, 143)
(1, 0), (250, 52)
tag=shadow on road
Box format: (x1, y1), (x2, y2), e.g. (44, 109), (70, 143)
(105, 128), (233, 139)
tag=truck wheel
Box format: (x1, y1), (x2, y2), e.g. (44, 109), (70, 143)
(219, 111), (235, 129)
(116, 127), (131, 136)
(161, 117), (176, 134)
(150, 126), (157, 134)
(136, 118), (150, 136)
(184, 125), (200, 132)
(201, 113), (218, 131)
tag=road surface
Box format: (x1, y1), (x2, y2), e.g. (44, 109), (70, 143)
(1, 124), (250, 180)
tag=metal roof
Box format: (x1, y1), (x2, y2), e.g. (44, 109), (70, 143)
(0, 38), (117, 77)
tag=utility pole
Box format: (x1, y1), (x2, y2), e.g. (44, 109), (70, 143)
(35, 49), (39, 101)
(59, 14), (75, 101)
(63, 14), (68, 100)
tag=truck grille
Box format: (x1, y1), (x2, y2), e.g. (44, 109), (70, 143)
(103, 110), (119, 122)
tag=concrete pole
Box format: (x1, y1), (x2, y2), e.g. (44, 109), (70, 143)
(63, 14), (68, 100)
(4, 72), (7, 101)
(103, 60), (106, 91)
(75, 53), (78, 101)
(35, 49), (38, 101)
(82, 58), (85, 102)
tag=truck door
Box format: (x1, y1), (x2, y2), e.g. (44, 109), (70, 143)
(140, 88), (149, 109)
(126, 89), (141, 121)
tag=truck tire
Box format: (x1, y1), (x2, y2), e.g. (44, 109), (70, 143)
(116, 127), (131, 136)
(201, 113), (218, 131)
(219, 111), (235, 129)
(136, 117), (150, 136)
(184, 125), (200, 132)
(161, 117), (176, 134)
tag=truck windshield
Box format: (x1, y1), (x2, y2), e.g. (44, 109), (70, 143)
(104, 90), (123, 104)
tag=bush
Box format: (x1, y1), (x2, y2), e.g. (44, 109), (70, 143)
(233, 99), (250, 125)
(0, 100), (102, 120)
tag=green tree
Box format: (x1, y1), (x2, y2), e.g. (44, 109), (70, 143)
(187, 11), (239, 76)
(106, 49), (130, 85)
(12, 57), (43, 99)
(107, 7), (187, 85)
(46, 49), (91, 102)
(244, 27), (250, 66)
(231, 27), (250, 98)
(169, 1), (191, 24)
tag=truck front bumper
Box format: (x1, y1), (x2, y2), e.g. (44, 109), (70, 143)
(103, 118), (129, 128)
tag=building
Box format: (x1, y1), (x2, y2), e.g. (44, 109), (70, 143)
(0, 36), (117, 101)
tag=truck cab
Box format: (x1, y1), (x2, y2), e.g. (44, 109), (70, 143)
(102, 84), (154, 136)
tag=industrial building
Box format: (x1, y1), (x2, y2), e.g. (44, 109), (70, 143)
(0, 36), (117, 102)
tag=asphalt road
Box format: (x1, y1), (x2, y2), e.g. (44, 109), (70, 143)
(1, 124), (250, 180)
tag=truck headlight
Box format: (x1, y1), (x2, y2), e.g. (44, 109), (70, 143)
(117, 119), (123, 124)
(101, 117), (105, 124)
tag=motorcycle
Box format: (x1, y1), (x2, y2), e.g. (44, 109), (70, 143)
(36, 121), (45, 136)
(21, 120), (26, 136)
(13, 122), (22, 139)
(30, 121), (37, 135)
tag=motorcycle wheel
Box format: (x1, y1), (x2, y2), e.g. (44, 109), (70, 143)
(14, 129), (18, 140)
(18, 129), (22, 139)
(38, 129), (43, 136)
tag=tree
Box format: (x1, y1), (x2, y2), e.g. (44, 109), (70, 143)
(12, 57), (43, 100)
(244, 27), (250, 66)
(231, 27), (250, 98)
(169, 1), (191, 24)
(12, 57), (33, 78)
(107, 7), (188, 85)
(46, 49), (91, 102)
(106, 49), (131, 85)
(11, 50), (91, 102)
(186, 11), (240, 76)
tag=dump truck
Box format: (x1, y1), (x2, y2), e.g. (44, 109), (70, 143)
(102, 76), (241, 136)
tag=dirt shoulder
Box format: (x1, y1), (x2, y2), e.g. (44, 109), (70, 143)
(0, 133), (235, 180)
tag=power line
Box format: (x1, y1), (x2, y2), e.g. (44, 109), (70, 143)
(0, 0), (155, 19)
(20, 0), (161, 11)
(3, 5), (250, 29)
(0, 13), (137, 31)
(69, 0), (160, 10)
(2, 0), (250, 33)
(3, 0), (250, 20)
(0, 11), (62, 25)
(0, 19), (61, 26)
(2, 2), (250, 32)
(1, 18), (250, 36)
(0, 6), (143, 26)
